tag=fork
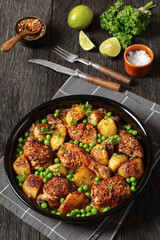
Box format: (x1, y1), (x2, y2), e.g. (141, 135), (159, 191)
(53, 46), (131, 85)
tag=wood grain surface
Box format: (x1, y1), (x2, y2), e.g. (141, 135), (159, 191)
(0, 0), (160, 239)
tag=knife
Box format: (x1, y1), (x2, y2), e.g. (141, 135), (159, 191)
(28, 59), (121, 92)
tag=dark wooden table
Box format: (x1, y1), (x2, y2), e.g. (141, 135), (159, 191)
(0, 0), (160, 239)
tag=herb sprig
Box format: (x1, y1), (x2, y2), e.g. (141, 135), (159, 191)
(80, 102), (93, 116)
(40, 127), (54, 135)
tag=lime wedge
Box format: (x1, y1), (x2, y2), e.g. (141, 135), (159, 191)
(99, 37), (121, 57)
(79, 30), (96, 51)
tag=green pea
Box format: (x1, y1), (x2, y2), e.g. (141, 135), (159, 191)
(70, 140), (73, 143)
(103, 206), (111, 212)
(83, 119), (87, 123)
(107, 112), (112, 117)
(16, 148), (21, 153)
(18, 137), (23, 142)
(19, 151), (23, 156)
(93, 122), (98, 126)
(125, 125), (131, 131)
(46, 134), (51, 140)
(75, 209), (80, 214)
(131, 186), (136, 191)
(90, 142), (95, 148)
(132, 130), (138, 136)
(45, 168), (50, 175)
(85, 148), (90, 152)
(43, 178), (47, 183)
(81, 213), (86, 217)
(24, 132), (29, 137)
(101, 136), (106, 141)
(76, 214), (81, 217)
(132, 182), (137, 186)
(56, 212), (61, 215)
(83, 144), (88, 149)
(23, 138), (27, 143)
(83, 185), (89, 191)
(86, 212), (91, 216)
(54, 158), (59, 164)
(55, 109), (60, 113)
(71, 210), (77, 216)
(54, 112), (59, 117)
(86, 205), (92, 212)
(126, 178), (131, 184)
(91, 208), (98, 215)
(97, 139), (102, 144)
(39, 138), (43, 142)
(60, 198), (65, 203)
(46, 173), (53, 179)
(66, 213), (71, 217)
(18, 143), (22, 148)
(42, 119), (47, 124)
(35, 171), (39, 175)
(80, 209), (85, 214)
(78, 187), (83, 192)
(39, 172), (44, 177)
(44, 139), (50, 145)
(129, 129), (133, 134)
(39, 167), (44, 172)
(95, 177), (100, 182)
(85, 192), (90, 197)
(79, 142), (84, 147)
(130, 177), (136, 182)
(41, 202), (48, 209)
(74, 140), (79, 145)
(19, 182), (23, 188)
(98, 133), (102, 138)
(51, 210), (56, 214)
(15, 154), (19, 158)
(114, 135), (119, 139)
(67, 174), (72, 180)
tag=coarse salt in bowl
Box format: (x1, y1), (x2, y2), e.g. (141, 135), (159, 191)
(124, 44), (154, 77)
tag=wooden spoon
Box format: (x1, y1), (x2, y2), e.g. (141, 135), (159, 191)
(1, 25), (41, 52)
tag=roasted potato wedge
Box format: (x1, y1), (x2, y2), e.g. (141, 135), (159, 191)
(33, 123), (51, 140)
(97, 117), (117, 137)
(59, 191), (89, 215)
(13, 154), (31, 176)
(109, 154), (128, 172)
(90, 144), (108, 166)
(23, 174), (42, 199)
(50, 127), (67, 151)
(87, 110), (105, 125)
(118, 158), (144, 180)
(48, 164), (67, 177)
(66, 106), (85, 124)
(74, 167), (96, 187)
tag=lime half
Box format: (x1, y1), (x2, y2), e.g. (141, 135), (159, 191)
(99, 37), (121, 57)
(68, 5), (93, 30)
(79, 31), (95, 51)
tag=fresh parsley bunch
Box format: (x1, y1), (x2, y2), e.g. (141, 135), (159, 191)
(100, 0), (155, 49)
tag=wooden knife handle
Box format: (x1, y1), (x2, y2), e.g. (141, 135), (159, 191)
(86, 74), (121, 92)
(98, 65), (131, 85)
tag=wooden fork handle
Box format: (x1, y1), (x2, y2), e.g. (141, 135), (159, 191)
(1, 32), (27, 52)
(85, 74), (121, 92)
(92, 63), (131, 85)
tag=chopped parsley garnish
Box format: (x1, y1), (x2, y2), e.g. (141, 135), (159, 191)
(61, 144), (67, 153)
(55, 132), (63, 138)
(17, 171), (27, 183)
(73, 130), (78, 134)
(106, 135), (121, 145)
(107, 185), (113, 191)
(53, 164), (61, 176)
(80, 102), (93, 116)
(129, 157), (134, 160)
(112, 153), (123, 158)
(101, 145), (106, 150)
(70, 118), (76, 126)
(40, 126), (54, 134)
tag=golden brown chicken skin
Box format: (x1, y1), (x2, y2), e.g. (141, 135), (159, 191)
(23, 137), (54, 170)
(118, 130), (144, 158)
(57, 143), (111, 180)
(68, 123), (97, 145)
(91, 175), (131, 212)
(37, 176), (76, 209)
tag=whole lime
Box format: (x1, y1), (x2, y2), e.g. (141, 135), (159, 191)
(68, 5), (93, 30)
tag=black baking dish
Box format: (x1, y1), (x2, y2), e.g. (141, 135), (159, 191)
(4, 95), (153, 223)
